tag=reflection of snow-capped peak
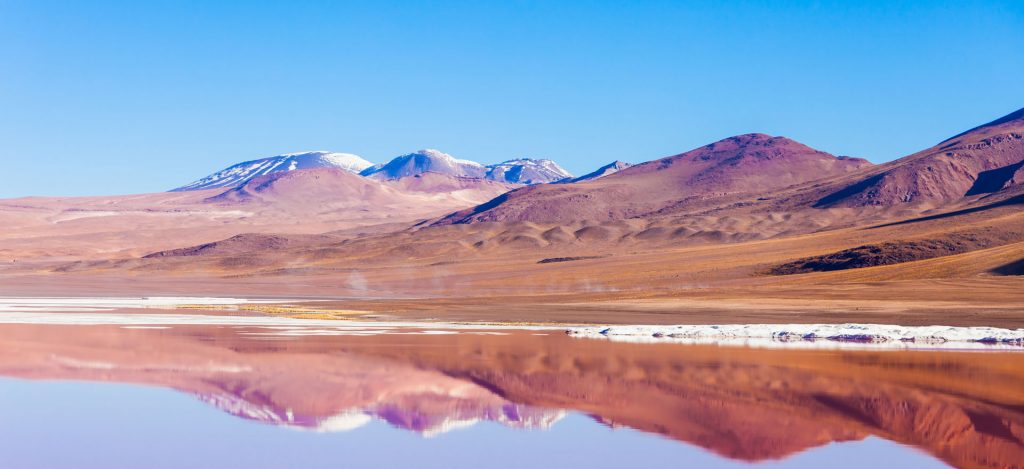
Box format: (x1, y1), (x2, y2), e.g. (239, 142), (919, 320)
(307, 410), (373, 433)
(196, 392), (291, 425)
(371, 401), (566, 437)
(499, 405), (567, 430)
(194, 391), (565, 437)
(419, 417), (482, 438)
(195, 392), (371, 433)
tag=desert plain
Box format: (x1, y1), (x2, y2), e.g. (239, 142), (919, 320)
(2, 108), (1024, 330)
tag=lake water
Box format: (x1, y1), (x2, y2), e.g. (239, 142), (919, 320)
(0, 309), (1021, 468)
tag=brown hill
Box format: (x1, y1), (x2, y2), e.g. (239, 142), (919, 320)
(814, 107), (1024, 208)
(437, 133), (870, 225)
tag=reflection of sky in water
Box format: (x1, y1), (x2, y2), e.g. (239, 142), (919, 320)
(0, 378), (946, 469)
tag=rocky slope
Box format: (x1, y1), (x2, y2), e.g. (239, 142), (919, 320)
(814, 107), (1024, 208)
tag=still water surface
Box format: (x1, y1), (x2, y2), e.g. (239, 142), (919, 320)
(0, 313), (1020, 468)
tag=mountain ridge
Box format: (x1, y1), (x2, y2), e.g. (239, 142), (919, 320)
(813, 106), (1024, 208)
(176, 149), (576, 192)
(173, 151), (375, 192)
(361, 149), (573, 184)
(435, 133), (873, 225)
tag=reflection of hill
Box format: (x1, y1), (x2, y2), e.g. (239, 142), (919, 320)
(0, 324), (1021, 468)
(351, 332), (1024, 468)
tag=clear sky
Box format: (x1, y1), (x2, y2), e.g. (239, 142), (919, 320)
(2, 0), (1022, 197)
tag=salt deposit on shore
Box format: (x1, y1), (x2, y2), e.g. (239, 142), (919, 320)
(566, 323), (1024, 350)
(4, 298), (1022, 349)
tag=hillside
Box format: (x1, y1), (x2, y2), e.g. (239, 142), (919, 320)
(437, 134), (871, 224)
(814, 107), (1024, 208)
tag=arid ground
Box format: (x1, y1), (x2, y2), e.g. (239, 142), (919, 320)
(3, 108), (1024, 328)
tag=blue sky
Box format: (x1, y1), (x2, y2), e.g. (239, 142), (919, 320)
(2, 0), (1022, 197)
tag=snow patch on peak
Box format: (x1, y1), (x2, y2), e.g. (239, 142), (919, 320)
(417, 149), (484, 167)
(318, 152), (375, 171)
(485, 158), (572, 184)
(361, 149), (488, 180)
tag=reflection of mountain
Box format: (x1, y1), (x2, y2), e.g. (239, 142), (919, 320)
(0, 323), (1021, 468)
(195, 390), (565, 436)
(383, 335), (1024, 469)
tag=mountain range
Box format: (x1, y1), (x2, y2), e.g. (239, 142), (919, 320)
(174, 148), (575, 192)
(2, 106), (1023, 327)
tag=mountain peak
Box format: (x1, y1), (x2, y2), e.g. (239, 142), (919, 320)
(413, 149), (484, 167)
(707, 133), (803, 149)
(361, 150), (487, 180)
(486, 158), (572, 184)
(172, 151), (374, 192)
(940, 106), (1024, 144)
(563, 160), (633, 183)
(437, 135), (869, 225)
(362, 151), (571, 184)
(658, 133), (859, 170)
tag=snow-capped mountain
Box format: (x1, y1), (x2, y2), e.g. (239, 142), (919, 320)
(485, 158), (572, 184)
(362, 149), (572, 184)
(360, 149), (487, 180)
(175, 148), (573, 192)
(172, 151), (375, 191)
(562, 161), (633, 183)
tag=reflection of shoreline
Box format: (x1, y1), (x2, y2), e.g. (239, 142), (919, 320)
(5, 306), (1024, 351)
(570, 333), (1024, 351)
(345, 330), (1024, 468)
(0, 323), (1021, 468)
(568, 323), (1024, 349)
